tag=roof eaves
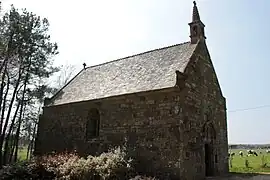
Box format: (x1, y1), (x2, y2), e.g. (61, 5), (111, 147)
(46, 86), (178, 108)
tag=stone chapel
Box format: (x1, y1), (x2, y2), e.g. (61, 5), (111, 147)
(35, 2), (229, 179)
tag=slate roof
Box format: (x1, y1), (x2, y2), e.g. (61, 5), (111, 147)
(48, 42), (197, 106)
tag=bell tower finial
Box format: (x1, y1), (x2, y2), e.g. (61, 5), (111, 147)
(189, 1), (206, 44)
(192, 1), (200, 22)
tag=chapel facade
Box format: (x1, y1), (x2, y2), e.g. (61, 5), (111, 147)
(34, 2), (229, 179)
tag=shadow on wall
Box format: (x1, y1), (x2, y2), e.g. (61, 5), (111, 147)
(125, 143), (181, 180)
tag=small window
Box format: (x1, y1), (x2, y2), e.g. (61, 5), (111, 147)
(193, 26), (198, 35)
(215, 154), (218, 163)
(85, 108), (100, 140)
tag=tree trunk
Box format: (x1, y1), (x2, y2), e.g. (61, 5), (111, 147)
(9, 133), (16, 163)
(0, 80), (22, 166)
(0, 64), (8, 134)
(27, 121), (37, 159)
(14, 72), (29, 162)
(3, 101), (20, 164)
(0, 65), (9, 167)
(0, 63), (23, 166)
(26, 139), (31, 160)
(0, 32), (14, 133)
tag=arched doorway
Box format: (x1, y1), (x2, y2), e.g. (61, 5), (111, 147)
(202, 122), (216, 176)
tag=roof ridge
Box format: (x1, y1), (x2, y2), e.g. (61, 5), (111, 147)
(84, 41), (191, 70)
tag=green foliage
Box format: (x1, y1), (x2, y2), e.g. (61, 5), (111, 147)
(0, 3), (60, 166)
(0, 4), (59, 82)
(0, 161), (55, 180)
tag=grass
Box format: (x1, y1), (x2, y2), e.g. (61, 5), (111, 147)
(18, 147), (28, 161)
(229, 149), (270, 173)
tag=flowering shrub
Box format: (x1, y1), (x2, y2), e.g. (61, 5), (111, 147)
(34, 152), (80, 177)
(0, 145), (157, 180)
(56, 146), (133, 180)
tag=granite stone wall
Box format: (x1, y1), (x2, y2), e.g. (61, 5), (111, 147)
(178, 41), (228, 179)
(35, 88), (187, 178)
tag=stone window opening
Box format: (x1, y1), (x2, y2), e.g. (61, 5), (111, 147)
(202, 122), (216, 142)
(85, 108), (100, 140)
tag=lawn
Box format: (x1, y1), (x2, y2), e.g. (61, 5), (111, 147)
(229, 149), (270, 173)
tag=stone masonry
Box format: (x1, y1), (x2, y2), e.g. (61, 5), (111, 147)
(34, 2), (229, 180)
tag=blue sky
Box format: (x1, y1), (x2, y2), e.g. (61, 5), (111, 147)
(1, 0), (270, 144)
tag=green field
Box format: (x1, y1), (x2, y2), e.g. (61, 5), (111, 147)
(229, 149), (270, 173)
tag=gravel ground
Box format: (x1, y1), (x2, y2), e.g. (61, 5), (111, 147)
(207, 173), (270, 180)
(223, 175), (270, 180)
